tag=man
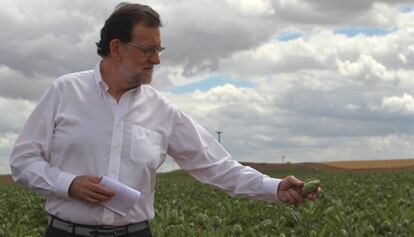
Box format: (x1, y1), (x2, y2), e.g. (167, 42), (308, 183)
(10, 3), (319, 237)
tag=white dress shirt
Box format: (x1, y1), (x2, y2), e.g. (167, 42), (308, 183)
(10, 61), (280, 226)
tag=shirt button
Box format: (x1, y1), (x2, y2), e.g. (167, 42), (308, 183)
(113, 144), (120, 150)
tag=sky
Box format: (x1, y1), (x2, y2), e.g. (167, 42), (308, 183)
(1, 0), (414, 174)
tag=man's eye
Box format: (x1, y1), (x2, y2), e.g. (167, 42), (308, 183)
(144, 47), (155, 54)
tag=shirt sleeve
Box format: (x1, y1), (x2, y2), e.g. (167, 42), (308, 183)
(9, 83), (77, 199)
(167, 109), (281, 202)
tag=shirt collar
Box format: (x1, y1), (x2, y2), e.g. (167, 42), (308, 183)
(93, 60), (142, 97)
(93, 60), (109, 97)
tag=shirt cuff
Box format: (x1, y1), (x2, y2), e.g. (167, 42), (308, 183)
(53, 171), (77, 199)
(262, 177), (281, 202)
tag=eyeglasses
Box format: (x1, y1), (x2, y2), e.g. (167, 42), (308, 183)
(127, 42), (165, 57)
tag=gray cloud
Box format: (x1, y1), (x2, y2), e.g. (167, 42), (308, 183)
(0, 96), (34, 133)
(304, 0), (414, 12)
(1, 0), (412, 100)
(1, 0), (414, 173)
(272, 1), (409, 27)
(159, 1), (277, 75)
(0, 1), (102, 75)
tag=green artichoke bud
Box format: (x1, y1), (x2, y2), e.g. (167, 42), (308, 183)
(232, 224), (242, 235)
(301, 178), (320, 196)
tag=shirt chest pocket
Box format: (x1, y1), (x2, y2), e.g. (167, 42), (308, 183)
(130, 125), (162, 164)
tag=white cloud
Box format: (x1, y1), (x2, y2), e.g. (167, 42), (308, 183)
(379, 93), (414, 115)
(161, 7), (414, 163)
(337, 55), (397, 84)
(0, 96), (35, 132)
(1, 0), (414, 173)
(167, 84), (270, 131)
(0, 132), (17, 151)
(226, 0), (274, 16)
(0, 132), (18, 174)
(0, 95), (38, 175)
(346, 104), (360, 112)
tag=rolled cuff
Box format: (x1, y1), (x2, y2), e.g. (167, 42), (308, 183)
(53, 172), (77, 199)
(262, 177), (281, 202)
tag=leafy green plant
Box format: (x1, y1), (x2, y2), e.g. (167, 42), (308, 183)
(1, 168), (414, 237)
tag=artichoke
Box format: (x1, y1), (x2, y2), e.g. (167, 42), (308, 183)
(301, 178), (320, 196)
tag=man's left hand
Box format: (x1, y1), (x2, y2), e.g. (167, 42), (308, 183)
(277, 175), (320, 205)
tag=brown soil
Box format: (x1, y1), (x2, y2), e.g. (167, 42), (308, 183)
(0, 175), (13, 184)
(242, 159), (414, 172)
(2, 159), (413, 184)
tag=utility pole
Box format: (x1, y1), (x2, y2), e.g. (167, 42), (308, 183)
(216, 131), (222, 144)
(282, 155), (285, 164)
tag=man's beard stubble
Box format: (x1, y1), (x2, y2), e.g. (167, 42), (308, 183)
(134, 72), (152, 85)
(121, 64), (152, 88)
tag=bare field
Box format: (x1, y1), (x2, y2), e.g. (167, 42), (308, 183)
(321, 159), (414, 170)
(1, 159), (413, 184)
(0, 175), (13, 184)
(242, 159), (414, 172)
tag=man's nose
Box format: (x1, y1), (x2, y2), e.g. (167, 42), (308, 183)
(148, 52), (160, 65)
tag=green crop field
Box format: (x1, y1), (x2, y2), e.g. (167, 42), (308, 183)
(1, 168), (413, 237)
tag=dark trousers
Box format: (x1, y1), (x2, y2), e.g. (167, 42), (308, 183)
(44, 224), (153, 237)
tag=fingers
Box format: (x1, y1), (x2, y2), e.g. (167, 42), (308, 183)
(307, 187), (322, 201)
(279, 175), (304, 192)
(84, 193), (102, 204)
(288, 188), (304, 203)
(89, 176), (103, 184)
(278, 175), (322, 205)
(68, 175), (116, 204)
(278, 186), (304, 205)
(286, 175), (304, 188)
(90, 183), (116, 197)
(87, 189), (112, 202)
(279, 189), (303, 205)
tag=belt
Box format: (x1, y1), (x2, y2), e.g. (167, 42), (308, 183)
(49, 216), (149, 237)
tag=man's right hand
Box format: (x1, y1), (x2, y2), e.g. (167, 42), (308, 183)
(68, 175), (116, 204)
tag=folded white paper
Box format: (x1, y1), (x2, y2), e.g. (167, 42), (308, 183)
(99, 176), (141, 216)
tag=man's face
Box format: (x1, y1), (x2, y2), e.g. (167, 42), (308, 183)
(119, 24), (161, 87)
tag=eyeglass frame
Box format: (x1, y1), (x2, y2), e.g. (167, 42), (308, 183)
(127, 42), (165, 57)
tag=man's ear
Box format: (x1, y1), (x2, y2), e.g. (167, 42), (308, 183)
(108, 39), (123, 61)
